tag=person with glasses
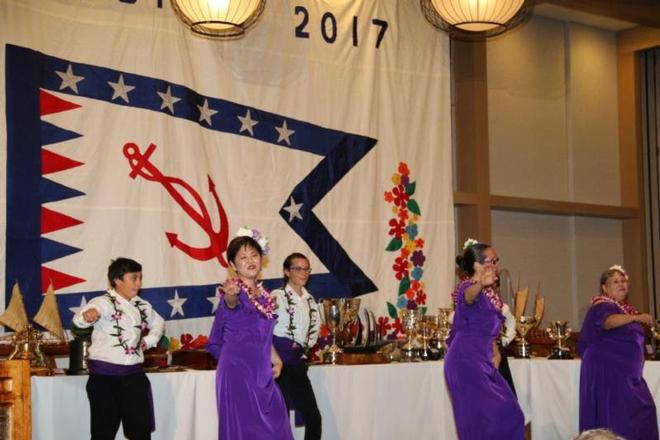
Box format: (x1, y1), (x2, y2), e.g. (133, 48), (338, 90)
(444, 239), (524, 440)
(577, 265), (657, 440)
(271, 253), (322, 440)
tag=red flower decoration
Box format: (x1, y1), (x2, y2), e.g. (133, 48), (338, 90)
(415, 238), (425, 249)
(397, 208), (409, 222)
(393, 257), (409, 280)
(392, 185), (409, 208)
(398, 162), (410, 176)
(180, 333), (194, 350)
(391, 317), (404, 336)
(415, 291), (427, 305)
(191, 335), (208, 349)
(388, 218), (406, 239)
(405, 289), (415, 300)
(400, 248), (410, 259)
(384, 191), (394, 203)
(411, 280), (421, 291)
(320, 323), (331, 338)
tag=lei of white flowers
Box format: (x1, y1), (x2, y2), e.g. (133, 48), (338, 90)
(236, 227), (270, 256)
(462, 237), (479, 250)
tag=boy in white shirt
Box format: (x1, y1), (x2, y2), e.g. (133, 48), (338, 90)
(72, 257), (164, 440)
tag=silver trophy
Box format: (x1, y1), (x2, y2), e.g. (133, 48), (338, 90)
(321, 299), (344, 364)
(546, 320), (573, 359)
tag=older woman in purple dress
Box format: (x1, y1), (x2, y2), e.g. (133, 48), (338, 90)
(206, 233), (293, 440)
(577, 265), (658, 440)
(444, 239), (525, 440)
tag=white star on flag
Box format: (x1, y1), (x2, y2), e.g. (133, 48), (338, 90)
(197, 99), (219, 126)
(207, 294), (220, 313)
(167, 289), (187, 317)
(157, 86), (181, 114)
(108, 74), (135, 103)
(68, 296), (88, 315)
(238, 109), (259, 135)
(283, 196), (304, 222)
(275, 120), (295, 145)
(56, 64), (84, 93)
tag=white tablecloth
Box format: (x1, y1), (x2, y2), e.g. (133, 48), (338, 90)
(32, 359), (660, 440)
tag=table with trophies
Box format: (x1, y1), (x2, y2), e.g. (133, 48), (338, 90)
(27, 297), (660, 439)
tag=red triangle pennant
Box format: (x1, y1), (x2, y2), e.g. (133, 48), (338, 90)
(41, 207), (83, 235)
(41, 266), (85, 293)
(40, 90), (81, 116)
(42, 149), (84, 175)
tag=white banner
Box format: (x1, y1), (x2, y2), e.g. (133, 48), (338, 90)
(0, 0), (453, 340)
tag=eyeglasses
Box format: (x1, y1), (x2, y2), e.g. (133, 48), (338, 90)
(483, 257), (500, 266)
(289, 267), (312, 274)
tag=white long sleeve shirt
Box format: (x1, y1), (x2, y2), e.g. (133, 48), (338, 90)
(271, 285), (321, 349)
(72, 289), (164, 365)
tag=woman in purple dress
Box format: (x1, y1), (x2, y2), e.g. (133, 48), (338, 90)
(577, 265), (657, 440)
(444, 238), (524, 440)
(207, 233), (294, 440)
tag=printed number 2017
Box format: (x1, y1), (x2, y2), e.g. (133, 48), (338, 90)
(294, 6), (388, 49)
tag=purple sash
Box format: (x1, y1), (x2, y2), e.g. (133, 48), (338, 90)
(87, 359), (155, 432)
(272, 335), (305, 365)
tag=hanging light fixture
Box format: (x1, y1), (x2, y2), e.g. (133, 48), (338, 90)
(171, 0), (266, 39)
(421, 0), (533, 40)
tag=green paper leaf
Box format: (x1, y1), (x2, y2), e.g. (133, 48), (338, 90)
(398, 277), (410, 296)
(386, 237), (402, 251)
(407, 199), (421, 216)
(405, 181), (416, 196)
(420, 306), (428, 315)
(387, 302), (398, 319)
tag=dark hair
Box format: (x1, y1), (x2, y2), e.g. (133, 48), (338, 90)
(226, 236), (263, 265)
(599, 268), (628, 290)
(455, 242), (490, 277)
(108, 257), (142, 287)
(282, 252), (309, 287)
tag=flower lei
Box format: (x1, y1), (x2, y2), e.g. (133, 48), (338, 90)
(591, 295), (638, 315)
(283, 286), (318, 350)
(106, 292), (148, 356)
(451, 279), (503, 311)
(232, 278), (276, 319)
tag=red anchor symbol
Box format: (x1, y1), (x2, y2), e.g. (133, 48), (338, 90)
(123, 142), (229, 267)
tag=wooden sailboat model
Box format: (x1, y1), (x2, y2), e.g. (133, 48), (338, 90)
(0, 282), (66, 371)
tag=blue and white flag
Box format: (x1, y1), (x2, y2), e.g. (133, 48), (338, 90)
(0, 0), (454, 339)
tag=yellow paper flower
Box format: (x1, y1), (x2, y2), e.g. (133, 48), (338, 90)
(391, 173), (401, 185)
(169, 337), (181, 351)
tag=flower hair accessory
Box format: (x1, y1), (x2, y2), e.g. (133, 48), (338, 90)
(463, 238), (478, 251)
(609, 264), (628, 280)
(236, 227), (270, 256)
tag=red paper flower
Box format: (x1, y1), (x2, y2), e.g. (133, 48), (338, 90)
(384, 191), (394, 203)
(180, 333), (194, 350)
(415, 291), (427, 305)
(397, 208), (409, 222)
(320, 323), (331, 338)
(393, 257), (409, 280)
(391, 317), (404, 336)
(398, 162), (410, 176)
(388, 218), (405, 239)
(392, 185), (409, 208)
(377, 316), (392, 333)
(415, 238), (425, 249)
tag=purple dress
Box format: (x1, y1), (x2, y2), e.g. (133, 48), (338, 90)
(577, 302), (659, 440)
(207, 291), (294, 440)
(444, 280), (525, 440)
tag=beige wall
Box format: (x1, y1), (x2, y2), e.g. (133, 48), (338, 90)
(485, 16), (625, 326)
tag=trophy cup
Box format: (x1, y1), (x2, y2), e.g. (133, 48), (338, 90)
(321, 299), (344, 364)
(419, 316), (438, 360)
(546, 320), (573, 359)
(401, 309), (421, 361)
(514, 316), (537, 358)
(340, 298), (361, 346)
(8, 324), (49, 371)
(433, 308), (452, 358)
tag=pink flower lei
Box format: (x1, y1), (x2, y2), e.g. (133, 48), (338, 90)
(451, 278), (503, 311)
(591, 295), (638, 315)
(231, 278), (276, 319)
